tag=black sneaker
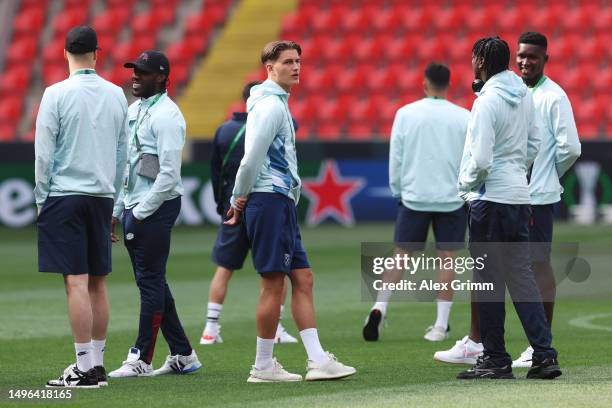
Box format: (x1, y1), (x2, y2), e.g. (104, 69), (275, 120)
(46, 364), (99, 388)
(95, 366), (108, 386)
(527, 356), (562, 379)
(362, 309), (383, 341)
(457, 355), (515, 379)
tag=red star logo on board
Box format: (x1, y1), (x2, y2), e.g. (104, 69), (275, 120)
(301, 160), (365, 226)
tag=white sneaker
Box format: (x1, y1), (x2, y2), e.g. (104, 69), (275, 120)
(512, 346), (533, 368)
(247, 358), (302, 383)
(46, 363), (99, 388)
(108, 348), (154, 378)
(424, 325), (449, 342)
(305, 352), (357, 381)
(200, 330), (223, 345)
(153, 349), (202, 375)
(275, 324), (299, 344)
(433, 335), (483, 365)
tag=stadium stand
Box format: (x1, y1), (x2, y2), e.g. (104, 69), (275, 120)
(234, 0), (611, 140)
(0, 0), (610, 141)
(0, 0), (233, 141)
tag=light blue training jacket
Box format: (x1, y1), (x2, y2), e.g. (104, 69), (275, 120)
(112, 92), (185, 220)
(458, 70), (541, 204)
(529, 76), (581, 205)
(389, 97), (470, 212)
(34, 69), (128, 210)
(231, 79), (300, 207)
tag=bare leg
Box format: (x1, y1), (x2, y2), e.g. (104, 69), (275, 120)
(257, 272), (285, 338)
(64, 275), (92, 343)
(208, 266), (233, 304)
(88, 275), (109, 341)
(289, 268), (316, 330)
(435, 249), (455, 301)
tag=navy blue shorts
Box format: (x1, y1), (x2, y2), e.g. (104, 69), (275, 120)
(212, 219), (250, 270)
(394, 203), (467, 251)
(244, 192), (310, 274)
(529, 204), (554, 262)
(37, 195), (113, 275)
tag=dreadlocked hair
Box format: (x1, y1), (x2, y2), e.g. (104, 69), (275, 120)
(472, 36), (510, 79)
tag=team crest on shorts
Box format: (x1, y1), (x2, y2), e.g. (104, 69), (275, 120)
(284, 253), (291, 267)
(126, 233), (134, 240)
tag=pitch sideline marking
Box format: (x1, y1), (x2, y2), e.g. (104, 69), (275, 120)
(568, 313), (612, 333)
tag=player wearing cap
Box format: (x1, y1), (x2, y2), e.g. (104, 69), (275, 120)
(37, 26), (128, 388)
(200, 80), (299, 346)
(225, 40), (356, 382)
(363, 63), (470, 343)
(108, 50), (202, 378)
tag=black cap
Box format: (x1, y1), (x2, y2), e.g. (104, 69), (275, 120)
(124, 50), (170, 75)
(65, 26), (99, 54)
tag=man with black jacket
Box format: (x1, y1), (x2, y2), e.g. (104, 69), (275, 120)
(199, 81), (298, 345)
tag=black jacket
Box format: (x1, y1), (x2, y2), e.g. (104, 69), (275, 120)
(211, 112), (298, 216)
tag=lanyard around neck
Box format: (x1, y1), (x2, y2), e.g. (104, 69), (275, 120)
(72, 69), (96, 76)
(133, 93), (163, 150)
(530, 75), (547, 93)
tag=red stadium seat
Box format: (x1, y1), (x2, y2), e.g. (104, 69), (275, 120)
(6, 36), (38, 63)
(384, 36), (417, 62)
(92, 7), (131, 35)
(42, 63), (68, 86)
(165, 40), (198, 65)
(13, 7), (45, 34)
(593, 6), (612, 31)
(52, 8), (89, 38)
(132, 11), (166, 35)
(43, 38), (66, 64)
(341, 6), (375, 34)
(574, 98), (604, 125)
(397, 4), (435, 33)
(465, 4), (503, 33)
(528, 3), (563, 32)
(323, 35), (359, 62)
(347, 122), (376, 140)
(0, 123), (18, 141)
(576, 122), (599, 140)
(0, 68), (31, 95)
(562, 5), (593, 31)
(433, 4), (468, 32)
(0, 97), (23, 124)
(371, 7), (404, 34)
(311, 5), (348, 34)
(317, 98), (349, 123)
(316, 122), (342, 140)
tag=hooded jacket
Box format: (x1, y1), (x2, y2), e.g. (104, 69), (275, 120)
(458, 70), (541, 204)
(231, 79), (300, 207)
(529, 76), (581, 205)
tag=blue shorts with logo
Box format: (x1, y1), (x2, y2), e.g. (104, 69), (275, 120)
(212, 217), (250, 270)
(37, 195), (113, 275)
(394, 203), (467, 251)
(529, 204), (554, 262)
(244, 192), (310, 274)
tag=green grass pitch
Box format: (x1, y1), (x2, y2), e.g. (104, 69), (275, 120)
(1, 223), (611, 407)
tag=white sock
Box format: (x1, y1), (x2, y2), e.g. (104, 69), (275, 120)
(75, 342), (93, 372)
(372, 301), (388, 316)
(205, 302), (223, 334)
(434, 300), (453, 330)
(254, 337), (275, 370)
(299, 328), (328, 363)
(91, 339), (106, 367)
